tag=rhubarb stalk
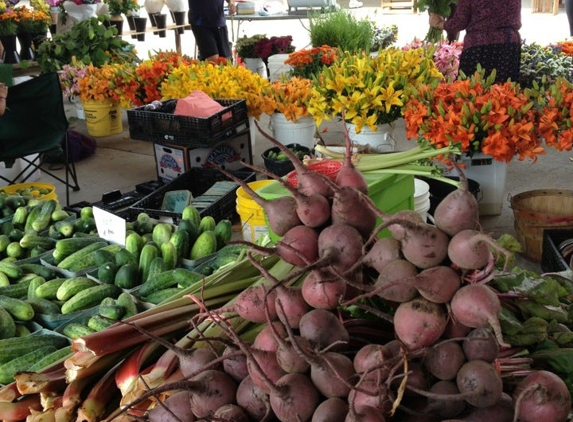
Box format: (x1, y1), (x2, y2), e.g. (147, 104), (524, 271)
(76, 361), (122, 422)
(0, 394), (42, 420)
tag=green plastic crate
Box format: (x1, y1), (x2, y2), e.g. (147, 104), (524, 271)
(256, 173), (414, 241)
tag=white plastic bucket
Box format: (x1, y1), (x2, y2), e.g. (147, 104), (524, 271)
(347, 123), (396, 153)
(414, 178), (431, 222)
(267, 54), (292, 82)
(243, 58), (267, 79)
(269, 113), (316, 150)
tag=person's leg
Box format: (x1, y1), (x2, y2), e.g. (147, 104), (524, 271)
(567, 0), (573, 36)
(191, 25), (220, 62)
(216, 26), (233, 60)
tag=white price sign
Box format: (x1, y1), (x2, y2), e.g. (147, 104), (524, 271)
(93, 207), (126, 246)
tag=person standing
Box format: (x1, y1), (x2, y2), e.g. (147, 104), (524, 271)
(188, 0), (236, 62)
(429, 0), (522, 83)
(0, 83), (8, 116)
(566, 0), (573, 36)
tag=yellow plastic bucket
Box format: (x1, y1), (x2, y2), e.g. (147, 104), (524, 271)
(0, 182), (58, 201)
(236, 180), (274, 242)
(82, 100), (123, 137)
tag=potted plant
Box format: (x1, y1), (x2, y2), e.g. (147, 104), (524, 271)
(36, 15), (138, 73)
(369, 22), (398, 53)
(235, 33), (268, 76)
(0, 6), (19, 63)
(102, 0), (139, 33)
(308, 8), (373, 53)
(261, 76), (316, 149)
(308, 47), (443, 152)
(284, 45), (339, 80)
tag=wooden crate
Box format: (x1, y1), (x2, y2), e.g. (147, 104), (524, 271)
(531, 0), (559, 15)
(380, 0), (417, 13)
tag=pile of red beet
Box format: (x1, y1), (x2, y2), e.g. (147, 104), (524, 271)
(120, 121), (572, 422)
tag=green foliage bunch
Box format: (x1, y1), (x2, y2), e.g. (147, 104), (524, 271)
(36, 16), (139, 73)
(308, 9), (373, 53)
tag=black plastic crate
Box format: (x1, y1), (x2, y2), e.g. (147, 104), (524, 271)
(130, 168), (256, 223)
(541, 229), (573, 273)
(127, 99), (249, 147)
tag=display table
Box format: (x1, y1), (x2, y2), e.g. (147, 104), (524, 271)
(228, 12), (313, 36)
(123, 23), (189, 54)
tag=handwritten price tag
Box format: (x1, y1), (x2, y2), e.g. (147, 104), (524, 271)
(93, 207), (126, 246)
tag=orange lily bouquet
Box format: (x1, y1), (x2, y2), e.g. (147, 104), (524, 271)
(403, 68), (573, 163)
(260, 77), (313, 123)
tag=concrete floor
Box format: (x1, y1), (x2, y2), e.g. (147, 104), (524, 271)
(5, 0), (573, 270)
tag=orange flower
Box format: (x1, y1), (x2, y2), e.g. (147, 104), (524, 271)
(404, 68), (553, 163)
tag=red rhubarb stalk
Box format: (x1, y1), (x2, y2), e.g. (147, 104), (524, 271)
(76, 362), (122, 422)
(0, 394), (42, 420)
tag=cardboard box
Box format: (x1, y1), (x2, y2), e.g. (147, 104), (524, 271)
(188, 131), (252, 170)
(154, 143), (190, 183)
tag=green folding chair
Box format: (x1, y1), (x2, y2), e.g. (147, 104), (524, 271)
(0, 72), (80, 205)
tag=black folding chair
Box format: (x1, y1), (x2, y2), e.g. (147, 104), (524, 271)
(0, 72), (80, 206)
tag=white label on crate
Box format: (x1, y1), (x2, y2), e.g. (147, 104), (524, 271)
(93, 206), (126, 246)
(253, 225), (269, 242)
(241, 222), (252, 242)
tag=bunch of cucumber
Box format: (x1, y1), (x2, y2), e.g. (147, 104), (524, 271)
(265, 147), (307, 162)
(0, 199), (73, 261)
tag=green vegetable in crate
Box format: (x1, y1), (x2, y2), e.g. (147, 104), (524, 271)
(88, 315), (115, 331)
(25, 297), (61, 315)
(54, 220), (75, 238)
(117, 292), (138, 318)
(0, 235), (9, 254)
(0, 278), (31, 299)
(182, 205), (201, 229)
(8, 229), (22, 242)
(80, 207), (94, 221)
(99, 302), (124, 320)
(0, 334), (69, 365)
(55, 236), (106, 258)
(56, 277), (99, 301)
(15, 324), (30, 337)
(93, 249), (116, 266)
(98, 261), (119, 284)
(12, 206), (28, 227)
(0, 296), (34, 321)
(34, 278), (66, 300)
(115, 248), (138, 267)
(28, 347), (74, 373)
(145, 256), (167, 283)
(0, 345), (58, 384)
(67, 244), (123, 273)
(142, 287), (181, 305)
(152, 223), (173, 248)
(0, 307), (16, 339)
(0, 272), (9, 288)
(19, 233), (56, 251)
(125, 232), (144, 261)
(63, 323), (96, 338)
(26, 276), (46, 300)
(190, 230), (217, 260)
(61, 284), (121, 314)
(214, 219), (232, 249)
(139, 243), (160, 283)
(0, 260), (23, 279)
(19, 263), (55, 280)
(160, 241), (178, 270)
(176, 219), (198, 247)
(114, 263), (140, 289)
(169, 229), (190, 261)
(6, 242), (23, 259)
(31, 199), (58, 231)
(138, 269), (180, 297)
(57, 241), (109, 269)
(198, 216), (216, 234)
(51, 209), (69, 222)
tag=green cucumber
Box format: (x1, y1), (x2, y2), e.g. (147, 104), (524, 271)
(61, 284), (121, 314)
(0, 345), (58, 384)
(56, 277), (99, 301)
